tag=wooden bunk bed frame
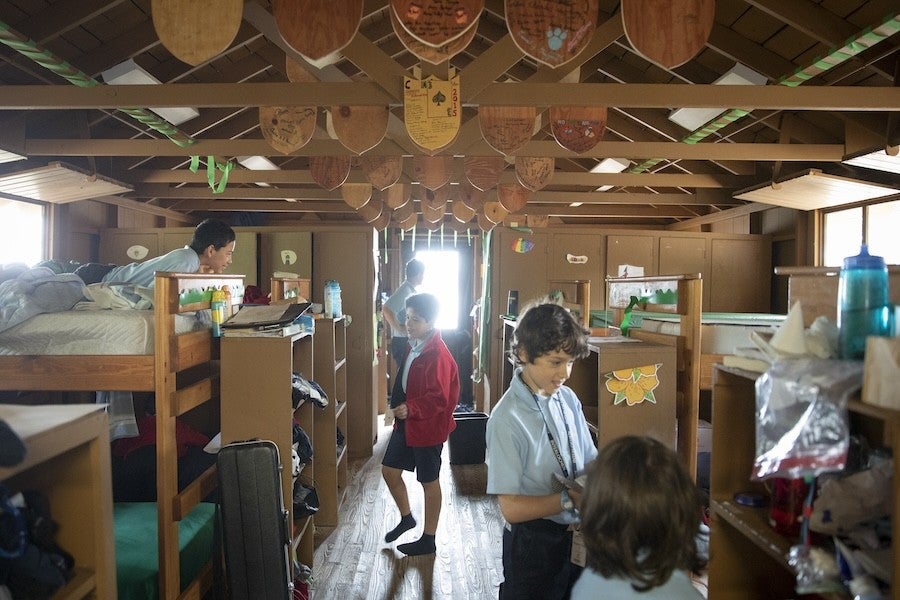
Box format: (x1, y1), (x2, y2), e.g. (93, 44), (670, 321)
(0, 271), (244, 600)
(606, 274), (702, 479)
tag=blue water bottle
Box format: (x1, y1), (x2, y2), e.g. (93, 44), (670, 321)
(837, 245), (891, 360)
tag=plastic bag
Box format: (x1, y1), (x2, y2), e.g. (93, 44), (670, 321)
(753, 358), (863, 480)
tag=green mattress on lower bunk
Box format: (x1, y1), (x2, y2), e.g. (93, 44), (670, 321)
(114, 502), (215, 600)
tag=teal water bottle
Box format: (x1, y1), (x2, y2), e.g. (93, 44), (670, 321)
(838, 245), (891, 360)
(324, 280), (335, 318)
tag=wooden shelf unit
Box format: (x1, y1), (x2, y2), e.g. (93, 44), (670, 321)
(220, 331), (317, 567)
(313, 317), (349, 527)
(708, 365), (899, 599)
(0, 404), (116, 600)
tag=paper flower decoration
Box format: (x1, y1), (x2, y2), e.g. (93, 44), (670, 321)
(605, 364), (661, 406)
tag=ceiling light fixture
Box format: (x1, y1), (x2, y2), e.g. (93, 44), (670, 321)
(667, 63), (768, 131)
(843, 146), (900, 175)
(591, 157), (631, 191)
(734, 168), (900, 210)
(237, 155), (280, 188)
(0, 146), (25, 164)
(101, 59), (199, 126)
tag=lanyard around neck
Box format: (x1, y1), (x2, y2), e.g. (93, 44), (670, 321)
(532, 392), (577, 479)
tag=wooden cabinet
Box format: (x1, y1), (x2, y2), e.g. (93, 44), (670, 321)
(606, 234), (657, 278)
(709, 238), (771, 312)
(708, 366), (899, 599)
(0, 404), (116, 600)
(313, 317), (348, 527)
(220, 332), (317, 567)
(658, 236), (709, 310)
(260, 231), (313, 295)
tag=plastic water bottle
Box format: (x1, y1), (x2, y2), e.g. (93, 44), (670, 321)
(210, 289), (226, 337)
(838, 244), (891, 360)
(332, 280), (342, 318)
(323, 280), (335, 318)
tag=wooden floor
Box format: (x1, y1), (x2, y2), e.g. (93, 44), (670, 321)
(311, 419), (505, 600)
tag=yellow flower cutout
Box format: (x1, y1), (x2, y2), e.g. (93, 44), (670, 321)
(604, 364), (661, 406)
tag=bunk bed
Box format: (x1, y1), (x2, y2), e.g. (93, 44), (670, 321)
(606, 274), (702, 478)
(0, 271), (244, 600)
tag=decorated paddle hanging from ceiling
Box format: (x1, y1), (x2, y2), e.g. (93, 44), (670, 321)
(452, 200), (476, 223)
(621, 0), (715, 69)
(274, 0), (364, 64)
(464, 156), (507, 192)
(359, 156), (403, 190)
(404, 74), (461, 151)
(310, 156), (352, 191)
(259, 105), (317, 154)
(390, 6), (478, 65)
(330, 104), (390, 155)
(504, 0), (599, 68)
(479, 105), (537, 156)
(390, 0), (484, 48)
(550, 105), (607, 153)
(152, 0), (242, 66)
(340, 183), (373, 209)
(412, 155), (453, 191)
(515, 156), (555, 191)
(382, 183), (412, 209)
(497, 182), (531, 213)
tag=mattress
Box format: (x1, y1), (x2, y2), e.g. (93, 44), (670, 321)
(0, 309), (204, 355)
(635, 312), (786, 354)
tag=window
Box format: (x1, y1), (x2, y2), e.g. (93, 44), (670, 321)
(414, 249), (460, 330)
(0, 198), (45, 266)
(822, 199), (900, 266)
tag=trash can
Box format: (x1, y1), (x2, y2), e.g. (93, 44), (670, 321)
(448, 412), (488, 465)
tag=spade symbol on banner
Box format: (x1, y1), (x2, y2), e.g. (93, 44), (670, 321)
(432, 91), (446, 106)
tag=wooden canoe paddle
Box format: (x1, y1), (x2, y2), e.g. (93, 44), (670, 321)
(458, 180), (486, 211)
(621, 0), (715, 69)
(476, 210), (497, 231)
(359, 156), (403, 190)
(396, 211), (419, 231)
(483, 199), (509, 224)
(393, 200), (417, 222)
(330, 105), (390, 155)
(421, 203), (445, 224)
(497, 183), (531, 213)
(275, 0), (364, 61)
(504, 0), (599, 68)
(390, 6), (478, 65)
(310, 156), (352, 191)
(370, 207), (392, 231)
(451, 200), (476, 223)
(391, 0), (484, 48)
(340, 183), (373, 209)
(382, 183), (412, 209)
(549, 105), (607, 153)
(420, 184), (452, 209)
(356, 197), (384, 223)
(412, 155), (453, 190)
(152, 0), (242, 66)
(515, 156), (555, 191)
(259, 106), (318, 154)
(479, 106), (536, 156)
(464, 156), (507, 192)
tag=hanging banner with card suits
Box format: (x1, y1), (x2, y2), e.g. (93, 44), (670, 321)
(404, 74), (461, 151)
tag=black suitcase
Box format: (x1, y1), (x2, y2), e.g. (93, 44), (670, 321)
(217, 439), (293, 600)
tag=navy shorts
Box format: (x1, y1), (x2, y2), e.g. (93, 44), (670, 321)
(382, 421), (443, 483)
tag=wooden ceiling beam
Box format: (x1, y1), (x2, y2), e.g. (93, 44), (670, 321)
(119, 169), (756, 188)
(6, 81), (895, 110)
(666, 202), (773, 230)
(24, 138), (846, 161)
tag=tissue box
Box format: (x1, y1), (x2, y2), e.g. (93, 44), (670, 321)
(862, 337), (900, 410)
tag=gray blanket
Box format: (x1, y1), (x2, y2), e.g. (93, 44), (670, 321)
(0, 266), (87, 334)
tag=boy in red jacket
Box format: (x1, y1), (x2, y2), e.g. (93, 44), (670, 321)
(381, 293), (460, 556)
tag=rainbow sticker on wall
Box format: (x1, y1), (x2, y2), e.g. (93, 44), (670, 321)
(511, 238), (535, 253)
(604, 364), (661, 406)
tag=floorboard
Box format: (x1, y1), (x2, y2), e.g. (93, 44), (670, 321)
(311, 420), (504, 600)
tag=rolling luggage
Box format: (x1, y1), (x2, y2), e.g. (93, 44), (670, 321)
(217, 439), (293, 600)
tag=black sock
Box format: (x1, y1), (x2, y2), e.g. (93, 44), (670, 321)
(385, 513), (416, 543)
(398, 534), (436, 556)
